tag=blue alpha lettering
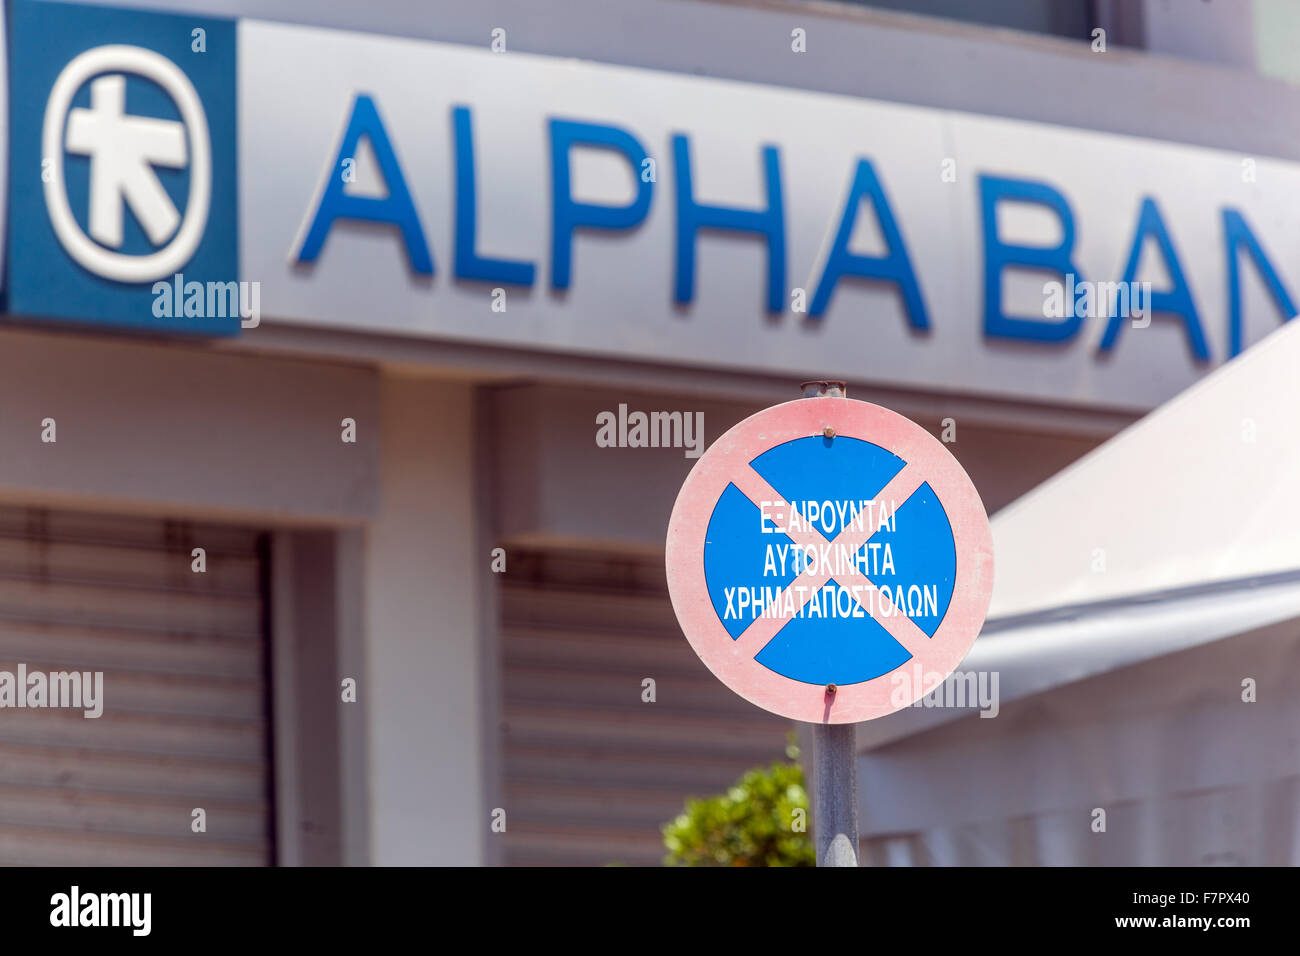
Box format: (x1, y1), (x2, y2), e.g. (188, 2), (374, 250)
(980, 175), (1083, 343)
(296, 94), (433, 275)
(453, 106), (535, 286)
(810, 158), (928, 329)
(1100, 197), (1209, 361)
(673, 136), (785, 313)
(1223, 208), (1296, 357)
(549, 119), (653, 289)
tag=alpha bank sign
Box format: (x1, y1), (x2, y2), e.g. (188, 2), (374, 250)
(7, 0), (1300, 409)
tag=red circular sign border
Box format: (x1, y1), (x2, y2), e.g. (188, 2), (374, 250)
(665, 397), (995, 724)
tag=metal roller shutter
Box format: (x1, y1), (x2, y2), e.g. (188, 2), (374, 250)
(500, 548), (793, 866)
(0, 505), (272, 866)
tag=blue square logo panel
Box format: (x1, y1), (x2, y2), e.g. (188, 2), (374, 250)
(7, 0), (238, 335)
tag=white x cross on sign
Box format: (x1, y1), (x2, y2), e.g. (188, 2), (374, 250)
(724, 459), (935, 662)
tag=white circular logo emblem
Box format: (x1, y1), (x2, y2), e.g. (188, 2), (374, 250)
(42, 44), (211, 283)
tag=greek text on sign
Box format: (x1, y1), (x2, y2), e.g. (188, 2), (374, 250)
(665, 397), (994, 723)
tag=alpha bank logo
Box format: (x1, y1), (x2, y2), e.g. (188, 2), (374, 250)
(42, 44), (211, 284)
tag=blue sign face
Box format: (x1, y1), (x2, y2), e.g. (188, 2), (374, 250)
(667, 397), (992, 723)
(702, 435), (956, 687)
(6, 0), (238, 334)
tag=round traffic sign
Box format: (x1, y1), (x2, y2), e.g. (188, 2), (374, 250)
(665, 397), (994, 724)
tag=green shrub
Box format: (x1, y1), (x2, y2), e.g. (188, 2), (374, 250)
(661, 742), (815, 867)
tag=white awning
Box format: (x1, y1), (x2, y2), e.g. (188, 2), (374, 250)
(860, 317), (1300, 749)
(992, 317), (1300, 618)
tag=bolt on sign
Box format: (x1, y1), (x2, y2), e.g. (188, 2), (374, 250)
(665, 395), (994, 723)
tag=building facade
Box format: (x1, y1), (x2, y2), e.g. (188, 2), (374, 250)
(0, 0), (1296, 865)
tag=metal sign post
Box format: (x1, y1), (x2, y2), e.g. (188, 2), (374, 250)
(800, 380), (860, 867)
(812, 720), (860, 866)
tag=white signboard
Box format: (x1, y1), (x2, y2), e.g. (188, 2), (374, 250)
(239, 20), (1300, 411)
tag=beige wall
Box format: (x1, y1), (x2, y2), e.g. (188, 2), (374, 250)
(490, 383), (1103, 551)
(0, 328), (378, 523)
(362, 376), (485, 864)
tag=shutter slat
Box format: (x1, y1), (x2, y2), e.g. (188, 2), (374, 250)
(0, 537), (260, 592)
(0, 577), (262, 637)
(0, 827), (266, 866)
(0, 625), (262, 677)
(0, 784), (269, 841)
(0, 742), (266, 800)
